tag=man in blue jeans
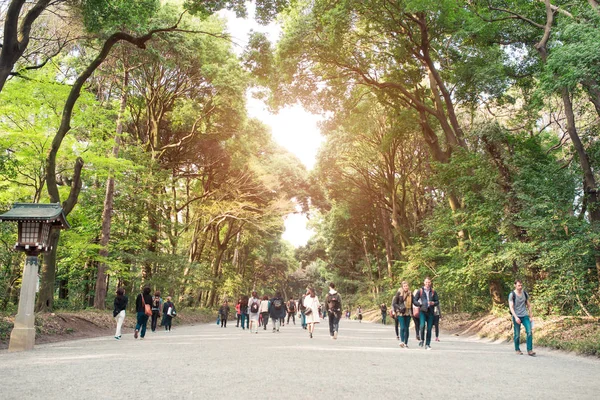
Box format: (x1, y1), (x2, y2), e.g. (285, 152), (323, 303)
(413, 277), (439, 350)
(509, 280), (535, 356)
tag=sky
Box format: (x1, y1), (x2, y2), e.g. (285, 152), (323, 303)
(219, 6), (323, 247)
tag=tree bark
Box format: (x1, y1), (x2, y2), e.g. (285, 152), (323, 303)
(0, 0), (52, 92)
(94, 70), (128, 309)
(35, 230), (59, 312)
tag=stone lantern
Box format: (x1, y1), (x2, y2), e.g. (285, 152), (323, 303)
(0, 203), (69, 351)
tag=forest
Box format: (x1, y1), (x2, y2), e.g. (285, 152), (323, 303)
(1, 0), (600, 318)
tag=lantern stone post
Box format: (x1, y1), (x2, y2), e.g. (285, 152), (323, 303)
(0, 203), (69, 352)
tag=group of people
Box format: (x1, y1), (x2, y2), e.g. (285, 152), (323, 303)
(389, 277), (440, 350)
(112, 278), (535, 356)
(112, 286), (177, 340)
(218, 284), (344, 339)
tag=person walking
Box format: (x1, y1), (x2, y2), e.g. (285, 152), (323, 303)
(162, 296), (176, 331)
(269, 292), (286, 333)
(239, 296), (249, 330)
(412, 288), (421, 342)
(260, 295), (270, 330)
(248, 291), (261, 333)
(235, 299), (241, 328)
(413, 277), (439, 350)
(218, 300), (230, 328)
(380, 303), (387, 325)
(325, 282), (342, 339)
(303, 288), (321, 338)
(392, 281), (413, 348)
(113, 287), (128, 340)
(509, 279), (535, 356)
(299, 294), (308, 329)
(150, 291), (162, 332)
(134, 286), (152, 339)
(287, 298), (297, 325)
(433, 303), (441, 342)
(356, 305), (363, 323)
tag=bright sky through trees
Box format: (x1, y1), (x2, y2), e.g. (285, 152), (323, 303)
(220, 5), (321, 246)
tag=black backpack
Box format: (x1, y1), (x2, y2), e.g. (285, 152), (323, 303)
(328, 293), (341, 312)
(250, 300), (259, 313)
(288, 301), (296, 312)
(273, 298), (283, 310)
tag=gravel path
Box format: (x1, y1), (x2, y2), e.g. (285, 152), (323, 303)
(0, 319), (597, 399)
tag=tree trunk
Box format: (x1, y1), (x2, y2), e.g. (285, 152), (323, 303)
(0, 0), (52, 92)
(94, 71), (128, 310)
(35, 230), (59, 312)
(489, 278), (504, 306)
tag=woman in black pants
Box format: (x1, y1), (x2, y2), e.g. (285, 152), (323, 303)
(412, 289), (420, 341)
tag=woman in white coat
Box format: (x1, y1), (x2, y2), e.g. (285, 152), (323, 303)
(303, 287), (321, 338)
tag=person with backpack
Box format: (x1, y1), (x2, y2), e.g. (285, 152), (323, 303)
(325, 282), (343, 339)
(218, 300), (231, 328)
(248, 291), (261, 333)
(287, 298), (297, 325)
(380, 303), (387, 325)
(303, 287), (321, 338)
(412, 288), (421, 342)
(509, 279), (535, 356)
(269, 292), (286, 333)
(162, 296), (176, 331)
(113, 287), (128, 340)
(413, 277), (439, 350)
(259, 295), (270, 330)
(150, 291), (162, 332)
(134, 286), (153, 339)
(392, 281), (413, 348)
(356, 305), (363, 323)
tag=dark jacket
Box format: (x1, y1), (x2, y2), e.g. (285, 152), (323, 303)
(219, 305), (230, 317)
(135, 293), (153, 313)
(325, 292), (343, 317)
(163, 301), (175, 316)
(412, 287), (439, 314)
(391, 291), (412, 317)
(113, 295), (128, 317)
(269, 297), (286, 318)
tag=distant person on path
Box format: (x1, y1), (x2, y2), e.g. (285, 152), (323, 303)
(325, 282), (342, 339)
(270, 292), (286, 333)
(303, 287), (321, 338)
(413, 277), (439, 350)
(260, 295), (270, 330)
(235, 299), (241, 328)
(412, 289), (421, 342)
(392, 281), (412, 348)
(380, 303), (387, 324)
(248, 291), (261, 333)
(299, 294), (308, 329)
(287, 298), (297, 325)
(113, 287), (128, 340)
(509, 280), (535, 356)
(240, 296), (249, 330)
(433, 304), (441, 341)
(218, 300), (230, 328)
(162, 296), (176, 331)
(357, 306), (363, 323)
(134, 286), (152, 339)
(150, 291), (162, 332)
(345, 309), (350, 319)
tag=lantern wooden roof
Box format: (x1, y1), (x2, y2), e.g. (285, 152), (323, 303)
(0, 203), (70, 229)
